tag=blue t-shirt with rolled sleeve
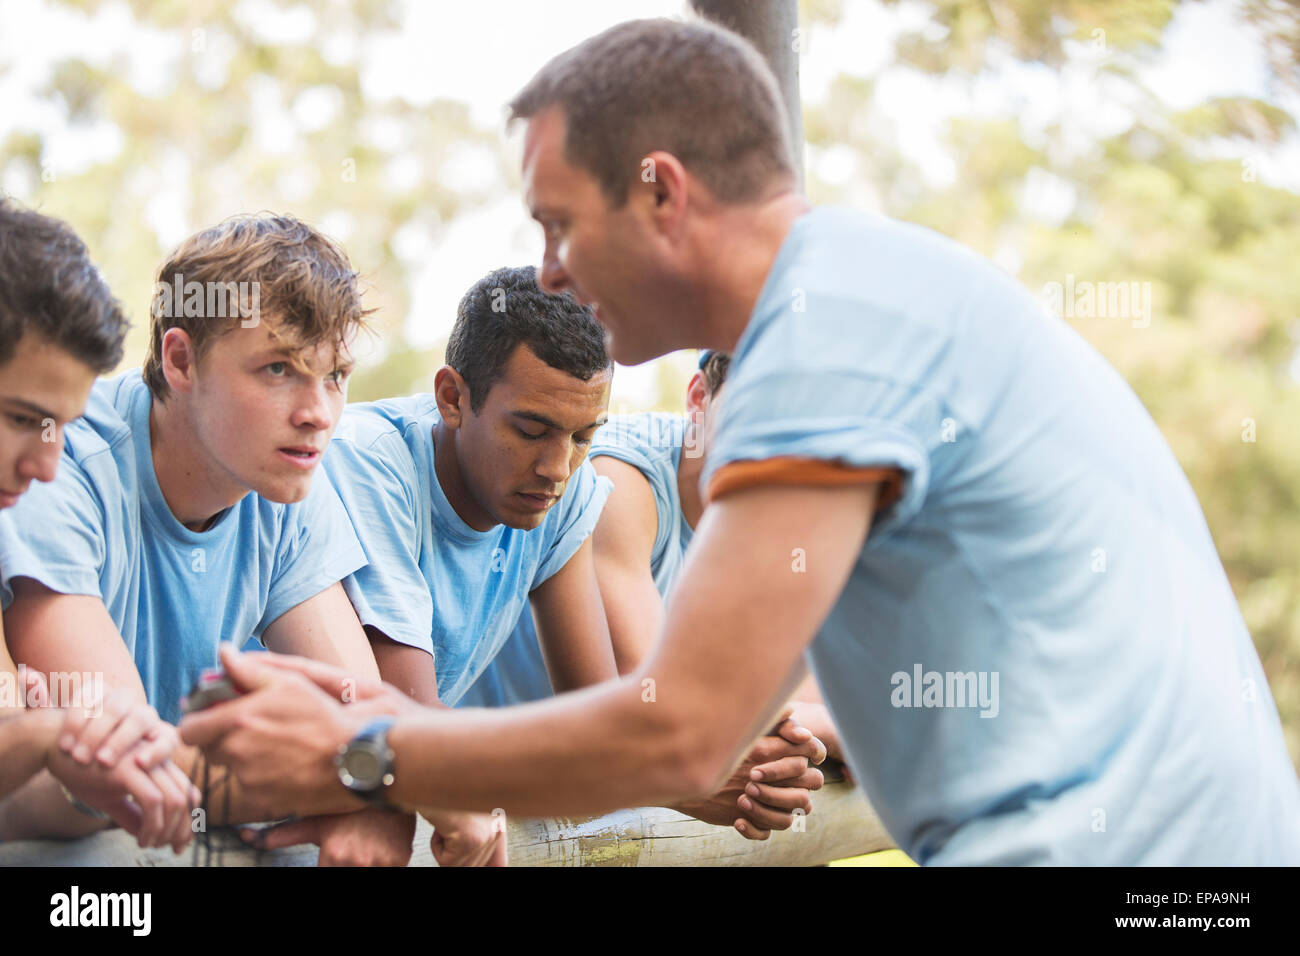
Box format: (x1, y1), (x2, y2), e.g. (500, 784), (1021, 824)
(700, 206), (1300, 865)
(324, 396), (612, 707)
(460, 412), (695, 708)
(0, 370), (367, 723)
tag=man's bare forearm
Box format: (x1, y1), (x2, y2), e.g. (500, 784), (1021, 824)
(387, 674), (704, 818)
(0, 769), (114, 841)
(369, 630), (441, 707)
(0, 709), (105, 839)
(0, 707), (59, 800)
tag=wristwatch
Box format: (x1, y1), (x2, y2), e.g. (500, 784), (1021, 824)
(335, 717), (397, 807)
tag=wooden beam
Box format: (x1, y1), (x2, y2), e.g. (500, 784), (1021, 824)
(0, 780), (892, 866)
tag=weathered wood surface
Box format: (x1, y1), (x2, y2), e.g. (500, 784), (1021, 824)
(0, 780), (892, 867)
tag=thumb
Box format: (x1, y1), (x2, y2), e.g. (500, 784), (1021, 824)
(218, 643), (276, 694)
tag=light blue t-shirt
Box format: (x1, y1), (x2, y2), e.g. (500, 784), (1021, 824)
(0, 370), (367, 723)
(459, 412), (695, 707)
(324, 396), (612, 707)
(700, 206), (1300, 865)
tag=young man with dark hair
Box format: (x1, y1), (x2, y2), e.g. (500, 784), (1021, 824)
(0, 198), (197, 850)
(183, 17), (1299, 865)
(0, 213), (419, 864)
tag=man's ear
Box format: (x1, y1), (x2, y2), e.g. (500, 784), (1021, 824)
(641, 150), (689, 240)
(160, 328), (199, 395)
(685, 370), (709, 421)
(433, 365), (470, 429)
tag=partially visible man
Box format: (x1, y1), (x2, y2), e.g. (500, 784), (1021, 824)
(0, 214), (415, 865)
(0, 198), (196, 850)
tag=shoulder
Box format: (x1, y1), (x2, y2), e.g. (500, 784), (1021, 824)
(61, 370), (143, 468)
(327, 396), (436, 483)
(591, 412), (682, 475)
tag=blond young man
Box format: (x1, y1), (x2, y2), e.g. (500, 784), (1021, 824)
(0, 215), (438, 864)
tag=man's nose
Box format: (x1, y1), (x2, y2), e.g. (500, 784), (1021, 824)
(534, 440), (572, 486)
(538, 245), (570, 295)
(291, 380), (333, 431)
(18, 432), (61, 484)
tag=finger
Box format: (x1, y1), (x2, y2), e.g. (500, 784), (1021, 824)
(735, 787), (806, 830)
(125, 765), (166, 848)
(775, 717), (813, 744)
(67, 704), (128, 765)
(748, 733), (824, 765)
(750, 755), (810, 782)
(58, 705), (92, 758)
(774, 719), (828, 764)
(743, 780), (814, 813)
(242, 818), (323, 851)
(164, 761), (200, 853)
(146, 762), (190, 854)
(759, 766), (825, 791)
(131, 725), (179, 771)
(217, 643), (281, 695)
(733, 818), (771, 841)
(96, 704), (160, 767)
(225, 645), (380, 701)
(766, 704), (794, 735)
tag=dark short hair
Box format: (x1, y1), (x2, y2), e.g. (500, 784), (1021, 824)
(143, 213), (372, 400)
(446, 266), (611, 412)
(0, 198), (128, 372)
(509, 18), (796, 207)
(700, 350), (731, 394)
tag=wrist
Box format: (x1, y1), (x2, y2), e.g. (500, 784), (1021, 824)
(33, 707), (65, 769)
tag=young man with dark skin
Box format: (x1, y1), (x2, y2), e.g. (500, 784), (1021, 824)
(181, 18), (1298, 864)
(0, 199), (198, 851)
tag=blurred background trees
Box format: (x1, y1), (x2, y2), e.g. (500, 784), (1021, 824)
(3, 0), (1298, 764)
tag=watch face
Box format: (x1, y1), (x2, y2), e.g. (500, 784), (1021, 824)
(343, 748), (382, 786)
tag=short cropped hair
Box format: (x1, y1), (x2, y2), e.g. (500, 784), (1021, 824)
(0, 198), (128, 372)
(509, 18), (796, 207)
(446, 266), (611, 413)
(143, 214), (371, 400)
(701, 351), (731, 394)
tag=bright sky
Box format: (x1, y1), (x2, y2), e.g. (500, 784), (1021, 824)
(1, 0), (1295, 404)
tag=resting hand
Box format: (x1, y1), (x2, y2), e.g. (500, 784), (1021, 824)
(56, 689), (179, 771)
(422, 807), (508, 867)
(675, 711), (825, 841)
(48, 747), (199, 853)
(243, 808), (416, 867)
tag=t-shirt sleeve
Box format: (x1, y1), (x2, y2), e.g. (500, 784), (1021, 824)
(589, 435), (673, 563)
(315, 431), (435, 657)
(257, 462), (370, 638)
(0, 456), (107, 609)
(531, 460), (614, 588)
(703, 296), (945, 539)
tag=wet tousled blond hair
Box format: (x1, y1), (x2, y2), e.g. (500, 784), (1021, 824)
(143, 214), (372, 399)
